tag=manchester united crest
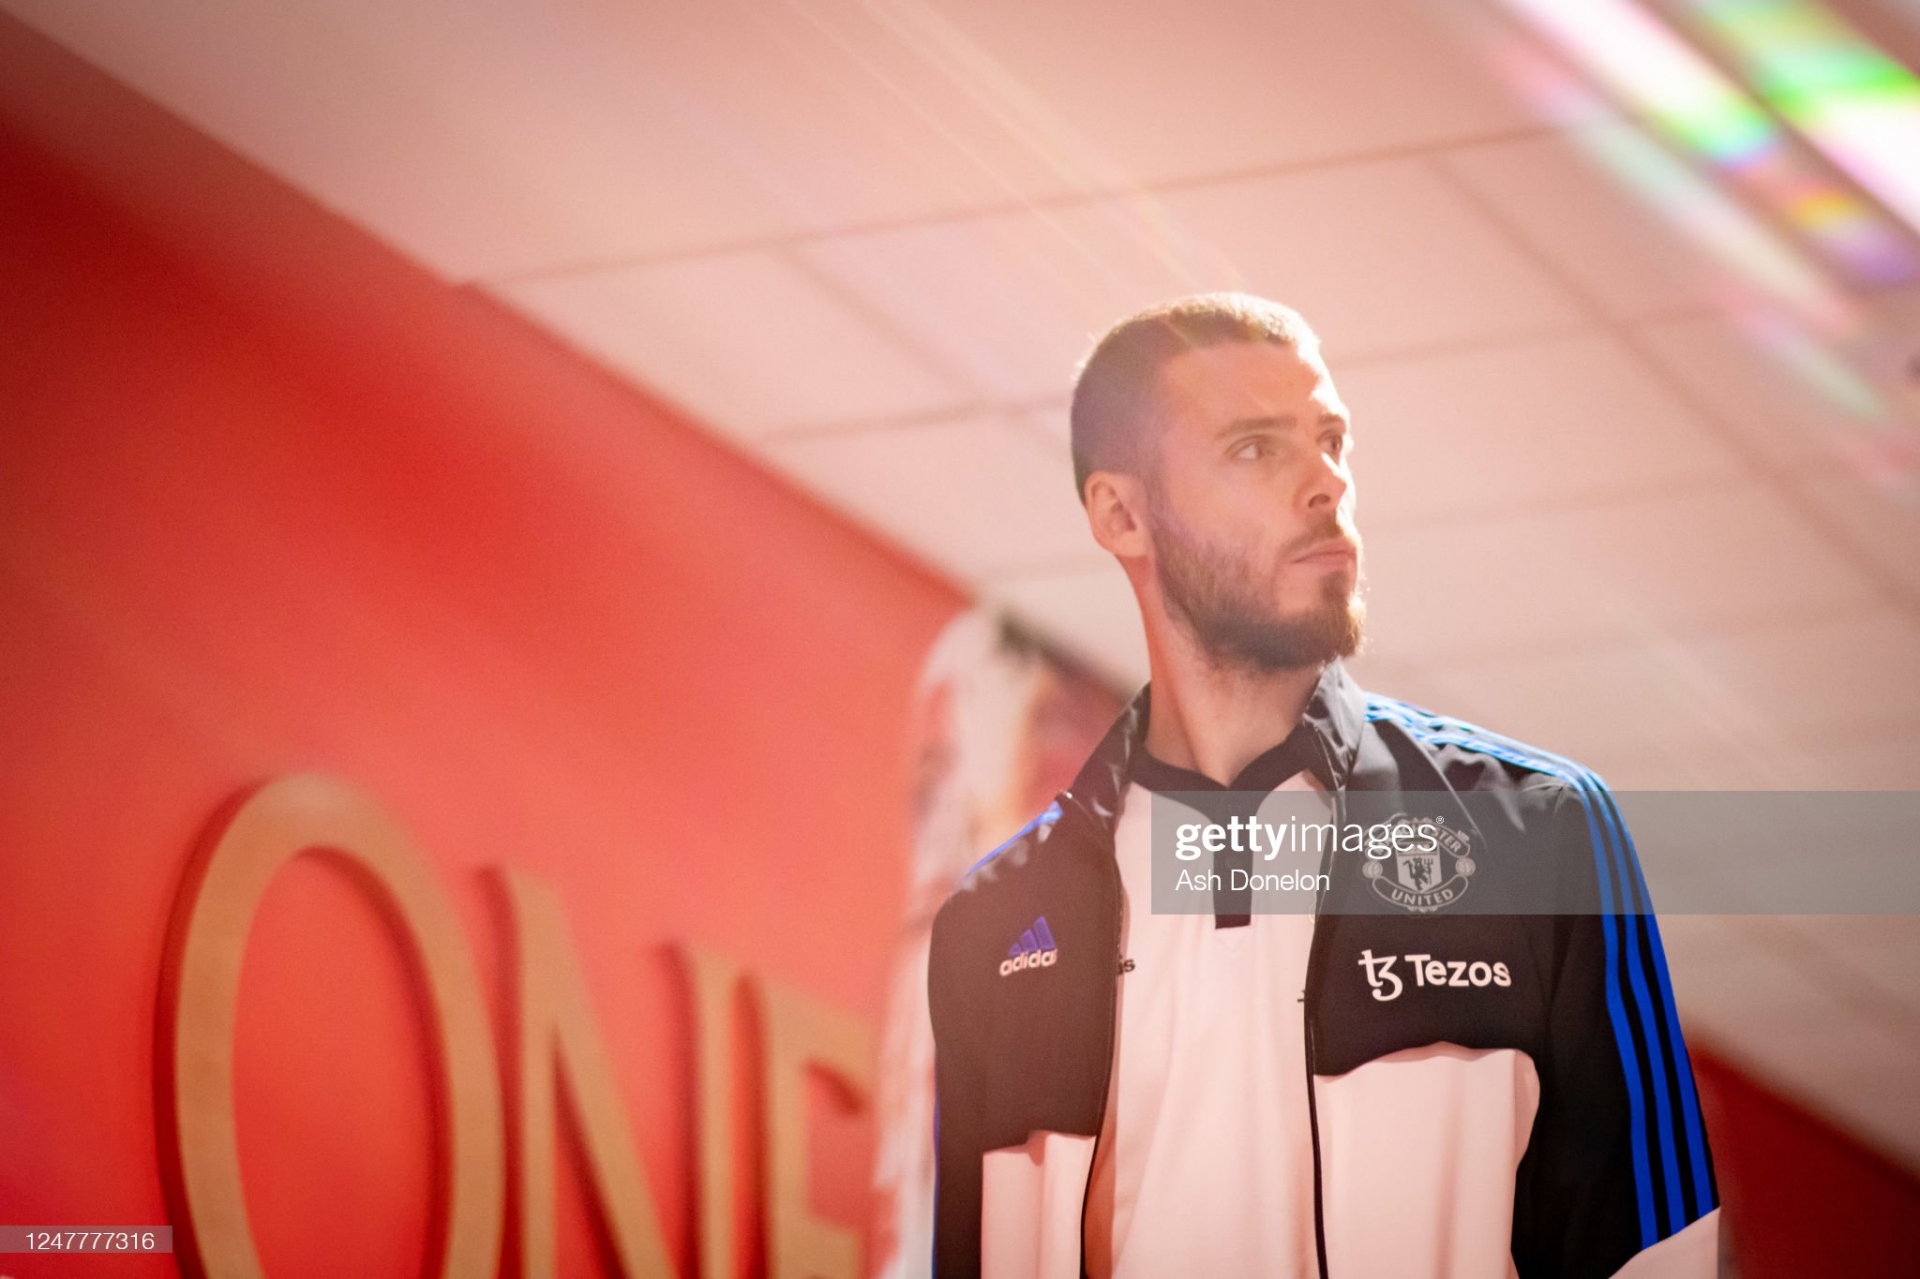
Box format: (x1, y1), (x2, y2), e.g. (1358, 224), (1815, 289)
(1360, 813), (1477, 913)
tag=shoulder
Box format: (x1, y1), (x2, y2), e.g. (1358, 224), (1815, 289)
(930, 802), (1062, 961)
(1360, 691), (1614, 810)
(926, 801), (1076, 1035)
(1360, 693), (1643, 909)
(955, 800), (1066, 896)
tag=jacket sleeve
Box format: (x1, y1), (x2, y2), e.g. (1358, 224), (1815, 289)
(1512, 781), (1719, 1279)
(928, 898), (986, 1278)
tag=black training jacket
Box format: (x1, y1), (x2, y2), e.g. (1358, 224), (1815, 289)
(927, 660), (1718, 1278)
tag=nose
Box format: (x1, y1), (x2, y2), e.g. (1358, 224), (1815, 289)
(1303, 448), (1351, 516)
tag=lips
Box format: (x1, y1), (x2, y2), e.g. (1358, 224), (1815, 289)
(1292, 538), (1358, 567)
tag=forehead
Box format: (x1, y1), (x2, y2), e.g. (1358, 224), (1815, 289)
(1152, 340), (1340, 430)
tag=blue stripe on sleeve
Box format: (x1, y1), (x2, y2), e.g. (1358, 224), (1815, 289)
(1595, 785), (1717, 1220)
(1365, 698), (1672, 1245)
(1367, 697), (1717, 1236)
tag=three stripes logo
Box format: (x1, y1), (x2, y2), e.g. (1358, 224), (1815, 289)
(999, 916), (1058, 977)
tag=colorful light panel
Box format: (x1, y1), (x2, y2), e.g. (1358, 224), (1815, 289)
(1680, 0), (1920, 241)
(1499, 0), (1917, 284)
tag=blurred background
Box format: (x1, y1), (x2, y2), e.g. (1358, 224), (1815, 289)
(1, 0), (1917, 1275)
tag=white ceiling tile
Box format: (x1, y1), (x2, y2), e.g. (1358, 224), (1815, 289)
(801, 160), (1582, 404)
(1335, 332), (1743, 531)
(4, 0), (1551, 280)
(1633, 308), (1912, 473)
(1702, 1027), (1920, 1164)
(1774, 916), (1920, 1024)
(987, 563), (1147, 688)
(1406, 610), (1920, 789)
(3, 0), (1115, 277)
(1667, 919), (1920, 1067)
(1794, 469), (1920, 599)
(1359, 483), (1882, 670)
(491, 251), (966, 438)
(762, 414), (1096, 581)
(1685, 611), (1920, 743)
(1150, 162), (1584, 358)
(1683, 923), (1920, 1168)
(798, 202), (1202, 405)
(904, 0), (1551, 185)
(1441, 123), (1842, 321)
(1791, 727), (1920, 791)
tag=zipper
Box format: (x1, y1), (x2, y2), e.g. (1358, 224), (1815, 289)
(1305, 1018), (1329, 1279)
(1067, 726), (1343, 1279)
(1063, 787), (1125, 1279)
(1302, 733), (1344, 1279)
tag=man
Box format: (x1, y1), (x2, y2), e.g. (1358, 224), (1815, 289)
(926, 295), (1718, 1278)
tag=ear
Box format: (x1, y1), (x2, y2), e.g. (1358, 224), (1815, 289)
(1083, 471), (1152, 560)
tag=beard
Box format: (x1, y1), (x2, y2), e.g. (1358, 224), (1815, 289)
(1146, 487), (1366, 674)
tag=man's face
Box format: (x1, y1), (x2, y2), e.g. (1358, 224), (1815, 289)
(1141, 339), (1364, 673)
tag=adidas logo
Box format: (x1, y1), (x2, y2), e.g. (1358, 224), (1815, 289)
(999, 916), (1058, 977)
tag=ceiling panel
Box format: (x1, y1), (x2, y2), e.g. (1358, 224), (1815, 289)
(1152, 160), (1587, 357)
(1667, 923), (1920, 1062)
(1407, 608), (1920, 790)
(2, 0), (1549, 282)
(1633, 308), (1907, 473)
(1689, 1008), (1920, 1168)
(906, 0), (1548, 183)
(1791, 727), (1920, 791)
(801, 158), (1583, 406)
(1775, 459), (1920, 603)
(798, 200), (1197, 406)
(763, 413), (1096, 581)
(1335, 332), (1743, 532)
(1784, 916), (1920, 1023)
(1358, 482), (1882, 669)
(1687, 610), (1920, 743)
(1441, 122), (1843, 322)
(0, 0), (1101, 277)
(493, 250), (967, 438)
(1662, 915), (1920, 1167)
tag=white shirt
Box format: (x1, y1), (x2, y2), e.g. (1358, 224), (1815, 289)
(1082, 773), (1332, 1279)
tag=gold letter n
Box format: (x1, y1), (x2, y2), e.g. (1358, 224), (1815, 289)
(500, 868), (673, 1279)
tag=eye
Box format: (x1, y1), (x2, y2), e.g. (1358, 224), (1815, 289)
(1231, 437), (1271, 460)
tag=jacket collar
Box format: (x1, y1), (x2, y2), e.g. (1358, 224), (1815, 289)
(1058, 658), (1369, 842)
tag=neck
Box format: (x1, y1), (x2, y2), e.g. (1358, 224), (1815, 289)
(1140, 620), (1326, 787)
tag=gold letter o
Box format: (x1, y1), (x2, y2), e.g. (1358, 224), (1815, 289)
(160, 774), (503, 1278)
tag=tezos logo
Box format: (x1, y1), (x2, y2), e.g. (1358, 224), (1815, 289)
(1360, 812), (1477, 913)
(1357, 948), (1511, 1002)
(999, 916), (1058, 977)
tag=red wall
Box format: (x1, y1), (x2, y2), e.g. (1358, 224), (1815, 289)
(1694, 1050), (1920, 1278)
(0, 16), (961, 1277)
